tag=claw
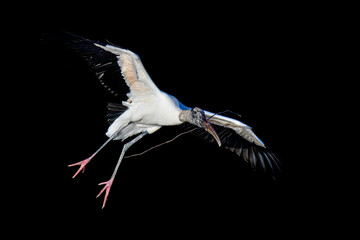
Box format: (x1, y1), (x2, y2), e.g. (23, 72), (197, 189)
(96, 178), (114, 208)
(68, 155), (94, 178)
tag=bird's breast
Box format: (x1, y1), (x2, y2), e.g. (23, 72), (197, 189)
(134, 92), (183, 126)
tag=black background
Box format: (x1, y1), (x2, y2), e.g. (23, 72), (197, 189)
(36, 4), (344, 238)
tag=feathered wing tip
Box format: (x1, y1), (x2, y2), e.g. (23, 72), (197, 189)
(41, 31), (130, 100)
(227, 140), (283, 179)
(192, 124), (282, 179)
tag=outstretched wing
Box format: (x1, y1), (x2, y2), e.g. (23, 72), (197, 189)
(56, 32), (161, 100)
(203, 111), (282, 177)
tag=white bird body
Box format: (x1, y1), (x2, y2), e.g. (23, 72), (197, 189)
(106, 91), (187, 140)
(132, 91), (188, 126)
(57, 32), (281, 208)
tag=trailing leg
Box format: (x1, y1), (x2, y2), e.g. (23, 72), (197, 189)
(68, 132), (118, 178)
(97, 131), (148, 208)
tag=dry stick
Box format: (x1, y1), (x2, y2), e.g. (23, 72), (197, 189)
(124, 128), (196, 159)
(124, 110), (240, 159)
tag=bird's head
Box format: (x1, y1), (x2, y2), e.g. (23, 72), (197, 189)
(179, 107), (221, 147)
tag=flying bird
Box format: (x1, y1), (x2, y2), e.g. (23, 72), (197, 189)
(52, 32), (281, 208)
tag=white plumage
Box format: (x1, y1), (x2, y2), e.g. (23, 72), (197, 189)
(106, 91), (186, 140)
(58, 32), (281, 208)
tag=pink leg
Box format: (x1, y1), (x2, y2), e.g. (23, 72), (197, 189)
(68, 137), (114, 178)
(96, 178), (114, 209)
(68, 154), (94, 178)
(96, 131), (148, 208)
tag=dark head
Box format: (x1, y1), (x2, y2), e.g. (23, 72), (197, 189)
(179, 107), (221, 146)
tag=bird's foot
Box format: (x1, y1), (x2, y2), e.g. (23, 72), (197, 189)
(68, 154), (94, 178)
(96, 178), (114, 208)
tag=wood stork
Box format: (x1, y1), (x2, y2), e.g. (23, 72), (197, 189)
(55, 32), (281, 208)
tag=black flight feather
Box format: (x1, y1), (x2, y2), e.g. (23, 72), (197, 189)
(106, 102), (128, 124)
(43, 31), (130, 100)
(190, 122), (282, 179)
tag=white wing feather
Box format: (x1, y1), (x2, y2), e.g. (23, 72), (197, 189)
(204, 111), (265, 148)
(94, 43), (161, 98)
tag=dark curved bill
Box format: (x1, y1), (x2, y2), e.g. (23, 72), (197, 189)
(204, 121), (221, 147)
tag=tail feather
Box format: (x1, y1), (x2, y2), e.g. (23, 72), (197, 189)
(106, 102), (128, 124)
